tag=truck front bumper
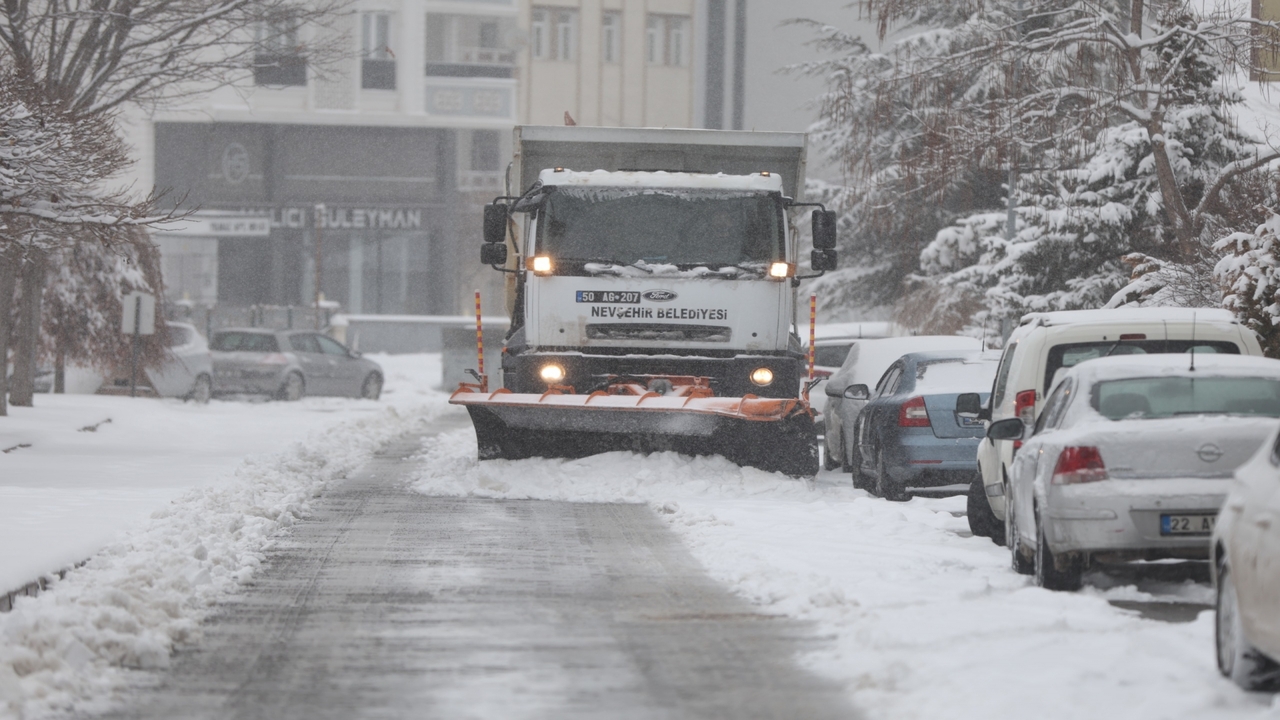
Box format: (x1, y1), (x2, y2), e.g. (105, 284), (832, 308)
(503, 350), (805, 399)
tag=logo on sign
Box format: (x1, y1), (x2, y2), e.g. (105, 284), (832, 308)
(642, 290), (678, 302)
(222, 143), (250, 185)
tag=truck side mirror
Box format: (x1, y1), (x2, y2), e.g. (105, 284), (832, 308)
(986, 418), (1026, 442)
(480, 242), (508, 266)
(811, 249), (838, 272)
(843, 383), (869, 400)
(483, 204), (508, 245)
(812, 210), (838, 250)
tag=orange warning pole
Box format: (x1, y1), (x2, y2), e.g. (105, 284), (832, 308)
(475, 290), (487, 392)
(808, 294), (817, 382)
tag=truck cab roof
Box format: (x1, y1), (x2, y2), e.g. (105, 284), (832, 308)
(537, 168), (785, 193)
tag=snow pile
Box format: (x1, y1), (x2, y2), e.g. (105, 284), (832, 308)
(413, 431), (1275, 719)
(0, 355), (449, 720)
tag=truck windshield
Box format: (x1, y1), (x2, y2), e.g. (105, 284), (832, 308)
(537, 187), (783, 267)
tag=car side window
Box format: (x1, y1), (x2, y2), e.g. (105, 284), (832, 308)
(1034, 377), (1073, 435)
(1271, 431), (1280, 467)
(991, 341), (1018, 407)
(289, 335), (321, 354)
(876, 365), (902, 397)
(316, 335), (350, 357)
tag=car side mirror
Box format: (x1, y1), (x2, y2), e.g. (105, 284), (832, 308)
(812, 209), (837, 250)
(483, 203), (508, 245)
(349, 349), (363, 359)
(986, 417), (1026, 442)
(811, 248), (838, 272)
(481, 242), (508, 266)
(824, 382), (844, 398)
(843, 383), (870, 400)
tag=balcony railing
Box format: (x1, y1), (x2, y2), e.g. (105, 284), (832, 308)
(458, 170), (505, 193)
(424, 76), (516, 122)
(254, 54), (306, 86)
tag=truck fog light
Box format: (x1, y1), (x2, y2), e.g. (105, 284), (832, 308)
(750, 367), (774, 386)
(768, 262), (793, 279)
(540, 364), (566, 383)
(528, 256), (554, 275)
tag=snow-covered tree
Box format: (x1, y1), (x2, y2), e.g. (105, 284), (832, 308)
(1215, 211), (1280, 356)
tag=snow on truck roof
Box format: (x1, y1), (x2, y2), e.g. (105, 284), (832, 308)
(537, 168), (785, 192)
(1020, 307), (1237, 328)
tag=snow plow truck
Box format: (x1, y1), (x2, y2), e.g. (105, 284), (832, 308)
(450, 126), (838, 477)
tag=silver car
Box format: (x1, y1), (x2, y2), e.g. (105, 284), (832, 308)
(995, 354), (1280, 591)
(210, 329), (383, 400)
(1212, 423), (1280, 690)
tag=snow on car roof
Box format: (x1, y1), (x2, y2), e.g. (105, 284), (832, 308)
(1070, 353), (1280, 381)
(813, 321), (904, 341)
(832, 335), (983, 386)
(1020, 307), (1237, 328)
(537, 168), (785, 192)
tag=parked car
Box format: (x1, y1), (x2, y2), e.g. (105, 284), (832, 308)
(1213, 423), (1280, 690)
(95, 322), (214, 402)
(968, 308), (1264, 545)
(989, 354), (1280, 592)
(210, 328), (383, 400)
(849, 350), (999, 500)
(822, 335), (982, 472)
(805, 322), (905, 423)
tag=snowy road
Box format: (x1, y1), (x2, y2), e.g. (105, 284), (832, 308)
(98, 429), (857, 720)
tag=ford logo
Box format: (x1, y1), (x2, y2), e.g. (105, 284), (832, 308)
(642, 290), (678, 302)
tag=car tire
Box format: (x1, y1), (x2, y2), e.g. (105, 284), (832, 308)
(279, 372), (305, 402)
(187, 374), (212, 405)
(1034, 510), (1083, 591)
(361, 373), (383, 400)
(967, 475), (1005, 545)
(823, 433), (841, 471)
(1007, 489), (1034, 575)
(1216, 560), (1279, 690)
(876, 452), (908, 502)
(846, 444), (866, 489)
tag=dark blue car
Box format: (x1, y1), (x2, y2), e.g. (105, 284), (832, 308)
(850, 350), (999, 500)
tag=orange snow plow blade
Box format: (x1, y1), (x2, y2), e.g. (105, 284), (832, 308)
(450, 377), (818, 477)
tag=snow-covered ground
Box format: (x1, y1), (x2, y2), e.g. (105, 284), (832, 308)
(0, 354), (448, 719)
(4, 353), (1279, 719)
(413, 433), (1280, 720)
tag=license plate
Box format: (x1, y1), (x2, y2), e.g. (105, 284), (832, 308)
(576, 290), (639, 304)
(959, 415), (984, 427)
(1160, 514), (1217, 536)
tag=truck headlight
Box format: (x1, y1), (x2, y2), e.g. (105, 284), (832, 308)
(527, 256), (554, 275)
(768, 262), (793, 279)
(540, 364), (566, 383)
(750, 367), (774, 386)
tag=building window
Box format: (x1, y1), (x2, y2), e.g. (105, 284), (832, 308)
(647, 15), (690, 66)
(602, 12), (621, 64)
(531, 9), (549, 60)
(555, 11), (576, 61)
(361, 12), (395, 89)
(255, 19), (305, 86)
(471, 130), (501, 172)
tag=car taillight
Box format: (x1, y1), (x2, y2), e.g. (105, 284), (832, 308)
(262, 353), (289, 365)
(899, 396), (930, 427)
(1052, 446), (1108, 485)
(1012, 389), (1036, 449)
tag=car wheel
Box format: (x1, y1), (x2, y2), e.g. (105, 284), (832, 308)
(846, 443), (866, 488)
(823, 433), (840, 471)
(279, 372), (305, 402)
(876, 451), (908, 502)
(1034, 510), (1083, 591)
(188, 374), (212, 405)
(360, 373), (383, 400)
(968, 475), (1006, 545)
(1007, 488), (1034, 575)
(1217, 560), (1279, 690)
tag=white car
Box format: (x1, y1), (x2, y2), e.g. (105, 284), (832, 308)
(969, 308), (1264, 544)
(98, 322), (213, 402)
(1212, 424), (1280, 690)
(822, 335), (982, 473)
(805, 322), (905, 432)
(991, 354), (1280, 591)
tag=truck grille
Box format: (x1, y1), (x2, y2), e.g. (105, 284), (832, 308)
(586, 324), (733, 342)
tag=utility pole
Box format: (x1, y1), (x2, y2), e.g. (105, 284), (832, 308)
(314, 203), (325, 330)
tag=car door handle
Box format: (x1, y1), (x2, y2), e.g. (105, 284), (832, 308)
(1256, 514), (1275, 529)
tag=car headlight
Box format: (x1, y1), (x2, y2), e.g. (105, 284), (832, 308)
(540, 364), (566, 383)
(750, 367), (774, 386)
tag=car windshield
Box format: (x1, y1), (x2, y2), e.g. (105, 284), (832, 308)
(537, 187), (783, 267)
(211, 332), (279, 353)
(814, 343), (853, 368)
(915, 358), (999, 394)
(1091, 376), (1280, 420)
(1045, 340), (1239, 394)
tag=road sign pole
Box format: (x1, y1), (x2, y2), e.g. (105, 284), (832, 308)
(129, 296), (141, 398)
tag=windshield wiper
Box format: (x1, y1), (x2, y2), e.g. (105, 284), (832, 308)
(574, 259), (655, 274)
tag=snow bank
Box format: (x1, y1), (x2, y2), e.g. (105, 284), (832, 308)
(413, 430), (1277, 719)
(0, 354), (449, 720)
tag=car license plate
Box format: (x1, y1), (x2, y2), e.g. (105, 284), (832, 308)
(1160, 514), (1216, 536)
(959, 415), (984, 427)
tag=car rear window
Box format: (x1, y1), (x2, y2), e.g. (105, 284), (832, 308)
(1045, 340), (1239, 394)
(915, 359), (1000, 394)
(211, 332), (279, 353)
(814, 343), (853, 368)
(1092, 376), (1280, 420)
